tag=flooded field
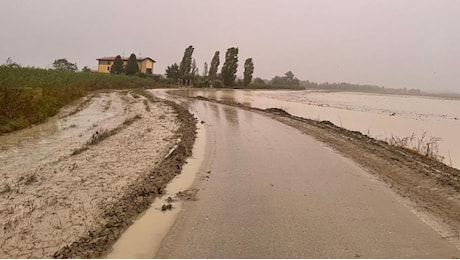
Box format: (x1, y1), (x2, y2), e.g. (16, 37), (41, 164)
(173, 89), (460, 169)
(0, 91), (180, 258)
(154, 90), (460, 258)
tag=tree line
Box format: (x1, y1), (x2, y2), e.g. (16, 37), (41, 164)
(49, 53), (147, 77)
(165, 45), (254, 88)
(301, 80), (422, 95)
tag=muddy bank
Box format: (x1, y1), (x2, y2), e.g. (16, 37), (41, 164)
(0, 90), (196, 258)
(52, 93), (196, 258)
(192, 95), (460, 238)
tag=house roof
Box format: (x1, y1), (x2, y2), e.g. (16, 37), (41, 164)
(97, 56), (156, 62)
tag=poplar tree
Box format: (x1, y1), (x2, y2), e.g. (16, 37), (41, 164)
(221, 47), (238, 86)
(125, 53), (139, 75)
(208, 51), (220, 79)
(243, 58), (254, 86)
(110, 55), (124, 74)
(203, 62), (208, 77)
(179, 45), (194, 80)
(191, 59), (198, 77)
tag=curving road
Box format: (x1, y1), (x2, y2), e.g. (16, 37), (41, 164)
(154, 93), (459, 258)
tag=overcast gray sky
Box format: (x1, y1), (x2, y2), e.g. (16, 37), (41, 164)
(0, 0), (459, 92)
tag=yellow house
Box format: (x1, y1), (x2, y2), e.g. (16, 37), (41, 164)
(97, 56), (155, 74)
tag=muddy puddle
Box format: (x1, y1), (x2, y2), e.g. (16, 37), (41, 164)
(106, 117), (206, 258)
(172, 89), (460, 169)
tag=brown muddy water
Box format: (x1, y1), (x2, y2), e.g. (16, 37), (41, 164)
(103, 89), (459, 258)
(152, 90), (459, 258)
(104, 89), (210, 258)
(172, 89), (460, 169)
(2, 88), (457, 257)
(106, 121), (206, 258)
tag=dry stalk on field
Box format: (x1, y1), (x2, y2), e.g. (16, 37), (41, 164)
(385, 132), (444, 162)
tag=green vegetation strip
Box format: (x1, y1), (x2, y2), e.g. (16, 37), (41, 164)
(0, 67), (164, 134)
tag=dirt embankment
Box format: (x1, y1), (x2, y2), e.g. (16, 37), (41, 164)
(52, 92), (197, 258)
(0, 90), (196, 258)
(194, 96), (460, 239)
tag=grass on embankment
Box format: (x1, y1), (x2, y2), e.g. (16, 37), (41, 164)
(0, 66), (164, 134)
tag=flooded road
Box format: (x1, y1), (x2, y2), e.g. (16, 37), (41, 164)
(172, 89), (460, 169)
(152, 91), (459, 258)
(2, 89), (457, 257)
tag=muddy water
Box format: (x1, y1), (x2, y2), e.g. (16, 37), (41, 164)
(154, 95), (459, 258)
(0, 93), (123, 175)
(106, 120), (206, 258)
(173, 89), (460, 169)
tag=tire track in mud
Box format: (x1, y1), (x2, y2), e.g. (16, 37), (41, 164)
(52, 92), (197, 258)
(0, 90), (196, 258)
(69, 114), (142, 156)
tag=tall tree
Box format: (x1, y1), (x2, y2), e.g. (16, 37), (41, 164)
(191, 59), (198, 77)
(243, 58), (254, 86)
(203, 62), (208, 77)
(284, 71), (299, 85)
(208, 51), (220, 79)
(165, 63), (180, 81)
(179, 45), (194, 81)
(221, 47), (239, 86)
(125, 53), (139, 75)
(285, 71), (295, 81)
(110, 55), (124, 74)
(52, 58), (78, 72)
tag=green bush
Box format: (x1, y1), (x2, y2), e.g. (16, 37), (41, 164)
(211, 79), (224, 88)
(135, 72), (147, 78)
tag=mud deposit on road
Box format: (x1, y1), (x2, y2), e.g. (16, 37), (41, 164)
(193, 95), (460, 242)
(0, 90), (196, 258)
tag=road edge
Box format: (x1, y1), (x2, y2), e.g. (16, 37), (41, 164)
(52, 92), (197, 258)
(190, 95), (460, 243)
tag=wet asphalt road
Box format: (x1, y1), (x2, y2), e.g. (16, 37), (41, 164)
(155, 95), (459, 258)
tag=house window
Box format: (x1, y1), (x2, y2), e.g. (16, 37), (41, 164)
(146, 68), (152, 74)
(107, 66), (110, 71)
